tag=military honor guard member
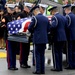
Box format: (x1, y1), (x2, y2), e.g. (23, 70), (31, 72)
(1, 4), (18, 70)
(48, 6), (67, 71)
(28, 6), (50, 74)
(39, 4), (52, 50)
(63, 4), (75, 69)
(39, 3), (48, 15)
(19, 3), (32, 68)
(32, 3), (48, 66)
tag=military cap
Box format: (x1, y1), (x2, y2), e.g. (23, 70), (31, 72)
(71, 4), (75, 11)
(30, 5), (39, 12)
(39, 4), (48, 8)
(48, 6), (57, 11)
(24, 2), (33, 7)
(6, 4), (16, 10)
(62, 4), (71, 8)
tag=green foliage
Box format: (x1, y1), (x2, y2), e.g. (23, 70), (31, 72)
(68, 0), (71, 4)
(46, 6), (52, 15)
(58, 0), (63, 4)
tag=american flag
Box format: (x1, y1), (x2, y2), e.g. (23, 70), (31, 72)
(7, 16), (52, 35)
(7, 18), (31, 34)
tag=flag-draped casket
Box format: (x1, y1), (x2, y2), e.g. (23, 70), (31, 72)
(7, 18), (31, 34)
(7, 16), (52, 43)
(7, 17), (31, 43)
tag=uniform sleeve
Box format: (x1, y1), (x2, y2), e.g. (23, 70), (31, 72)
(50, 16), (58, 28)
(66, 15), (71, 27)
(28, 17), (35, 33)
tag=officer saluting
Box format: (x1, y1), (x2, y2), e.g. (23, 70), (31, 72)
(48, 6), (67, 71)
(28, 6), (50, 74)
(63, 4), (75, 69)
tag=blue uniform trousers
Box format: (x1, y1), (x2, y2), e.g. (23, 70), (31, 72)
(7, 40), (17, 68)
(34, 44), (46, 73)
(68, 41), (75, 68)
(52, 42), (65, 70)
(20, 42), (30, 65)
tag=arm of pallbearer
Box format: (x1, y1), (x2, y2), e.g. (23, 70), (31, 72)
(50, 16), (58, 28)
(1, 18), (6, 28)
(28, 17), (35, 33)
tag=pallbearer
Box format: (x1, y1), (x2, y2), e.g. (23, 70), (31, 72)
(63, 4), (75, 69)
(48, 6), (67, 71)
(28, 6), (50, 74)
(1, 4), (18, 70)
(20, 2), (32, 68)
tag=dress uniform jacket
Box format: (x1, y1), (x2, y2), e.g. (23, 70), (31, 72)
(51, 13), (67, 42)
(28, 13), (50, 73)
(66, 12), (75, 41)
(2, 13), (15, 40)
(66, 12), (75, 68)
(50, 13), (67, 71)
(28, 13), (50, 44)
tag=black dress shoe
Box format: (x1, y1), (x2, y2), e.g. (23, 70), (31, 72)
(51, 68), (62, 72)
(26, 65), (31, 68)
(20, 64), (31, 68)
(8, 67), (18, 70)
(65, 66), (75, 70)
(32, 71), (41, 74)
(41, 72), (45, 74)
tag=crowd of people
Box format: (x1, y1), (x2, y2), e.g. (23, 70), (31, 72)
(0, 0), (75, 74)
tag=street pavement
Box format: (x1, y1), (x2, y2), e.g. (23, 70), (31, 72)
(0, 47), (75, 75)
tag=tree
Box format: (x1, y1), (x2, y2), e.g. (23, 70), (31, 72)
(58, 0), (63, 4)
(68, 0), (71, 4)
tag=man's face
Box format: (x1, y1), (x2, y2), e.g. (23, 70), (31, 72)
(15, 7), (20, 13)
(50, 10), (55, 16)
(33, 10), (36, 16)
(64, 8), (68, 14)
(7, 7), (14, 14)
(40, 7), (44, 14)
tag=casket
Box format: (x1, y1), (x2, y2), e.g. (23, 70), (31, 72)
(7, 34), (29, 43)
(7, 16), (52, 42)
(7, 17), (31, 42)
